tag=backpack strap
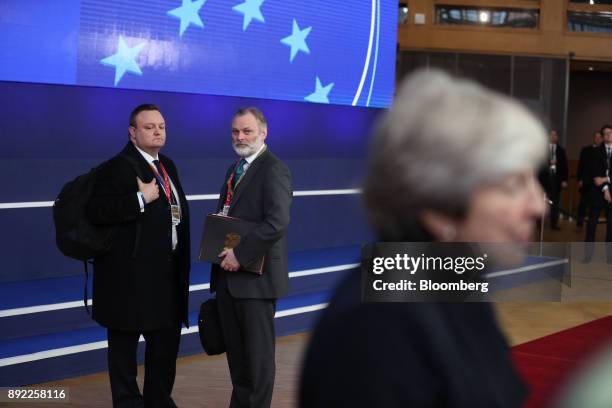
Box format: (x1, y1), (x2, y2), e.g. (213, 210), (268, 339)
(83, 260), (91, 315)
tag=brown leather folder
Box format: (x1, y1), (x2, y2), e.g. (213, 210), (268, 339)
(198, 214), (264, 274)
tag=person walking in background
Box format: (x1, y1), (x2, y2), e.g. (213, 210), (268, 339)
(584, 124), (612, 263)
(539, 129), (568, 230)
(576, 130), (603, 231)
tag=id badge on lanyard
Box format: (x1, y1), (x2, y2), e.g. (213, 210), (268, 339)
(171, 205), (181, 226)
(220, 182), (234, 216)
(151, 162), (181, 225)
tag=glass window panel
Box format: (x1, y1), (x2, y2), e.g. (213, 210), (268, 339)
(398, 4), (408, 25)
(397, 52), (429, 79)
(570, 0), (612, 4)
(428, 52), (457, 75)
(457, 54), (512, 95)
(513, 57), (541, 100)
(568, 11), (612, 33)
(436, 6), (539, 28)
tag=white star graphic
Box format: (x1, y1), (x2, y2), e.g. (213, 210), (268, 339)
(233, 0), (265, 31)
(280, 19), (312, 62)
(304, 76), (334, 104)
(167, 0), (206, 37)
(100, 36), (146, 86)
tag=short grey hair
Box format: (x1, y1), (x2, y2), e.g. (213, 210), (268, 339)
(364, 69), (547, 239)
(234, 107), (267, 131)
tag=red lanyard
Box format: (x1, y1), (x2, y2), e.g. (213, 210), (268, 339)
(223, 159), (243, 207)
(150, 162), (172, 203)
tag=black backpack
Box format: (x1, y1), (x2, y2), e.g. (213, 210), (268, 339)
(53, 162), (113, 261)
(53, 153), (143, 313)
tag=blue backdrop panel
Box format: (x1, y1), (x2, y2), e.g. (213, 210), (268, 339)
(0, 0), (81, 84)
(0, 81), (379, 200)
(0, 0), (397, 108)
(0, 195), (368, 282)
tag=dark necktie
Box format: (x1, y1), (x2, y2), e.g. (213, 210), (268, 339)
(152, 159), (163, 177)
(232, 158), (247, 189)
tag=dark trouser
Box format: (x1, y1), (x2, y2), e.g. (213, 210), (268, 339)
(584, 201), (612, 261)
(548, 189), (561, 227)
(576, 189), (591, 227)
(216, 272), (276, 408)
(107, 325), (181, 408)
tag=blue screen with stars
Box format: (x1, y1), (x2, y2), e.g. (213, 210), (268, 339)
(0, 0), (397, 108)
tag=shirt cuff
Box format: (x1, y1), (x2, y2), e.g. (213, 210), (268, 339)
(136, 192), (146, 212)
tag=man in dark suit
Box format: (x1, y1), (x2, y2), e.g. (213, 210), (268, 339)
(538, 130), (568, 230)
(585, 125), (612, 263)
(576, 130), (603, 230)
(87, 104), (191, 407)
(210, 107), (292, 408)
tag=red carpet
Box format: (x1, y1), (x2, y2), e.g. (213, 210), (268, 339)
(512, 316), (612, 408)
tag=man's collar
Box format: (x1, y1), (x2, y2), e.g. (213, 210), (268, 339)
(134, 144), (159, 163)
(243, 143), (266, 164)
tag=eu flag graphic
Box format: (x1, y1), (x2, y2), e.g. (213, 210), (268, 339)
(0, 0), (397, 108)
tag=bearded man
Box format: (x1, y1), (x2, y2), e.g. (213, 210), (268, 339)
(209, 107), (292, 408)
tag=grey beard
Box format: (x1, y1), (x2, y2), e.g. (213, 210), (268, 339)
(233, 140), (263, 157)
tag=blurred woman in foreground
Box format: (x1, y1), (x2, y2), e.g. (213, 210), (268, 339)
(299, 70), (547, 407)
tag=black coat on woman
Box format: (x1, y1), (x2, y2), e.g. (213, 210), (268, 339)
(300, 235), (526, 408)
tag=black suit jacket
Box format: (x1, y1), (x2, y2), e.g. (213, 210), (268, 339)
(538, 144), (568, 192)
(210, 148), (292, 299)
(589, 144), (612, 205)
(577, 144), (598, 190)
(300, 271), (526, 408)
(87, 142), (191, 331)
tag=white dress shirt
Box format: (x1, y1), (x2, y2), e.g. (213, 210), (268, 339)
(242, 143), (266, 172)
(134, 146), (180, 250)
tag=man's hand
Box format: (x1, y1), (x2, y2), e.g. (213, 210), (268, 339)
(578, 181), (583, 188)
(605, 189), (612, 203)
(219, 248), (241, 271)
(137, 177), (159, 203)
(594, 177), (608, 187)
(561, 181), (568, 189)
